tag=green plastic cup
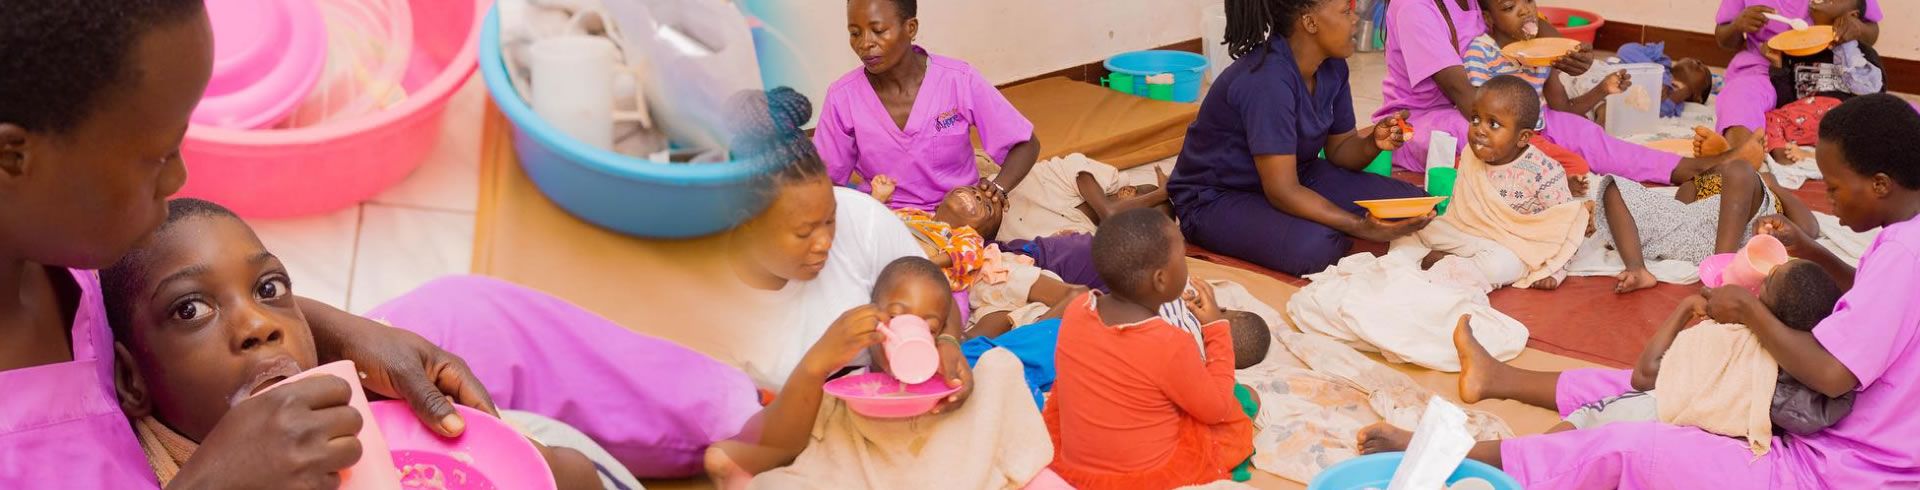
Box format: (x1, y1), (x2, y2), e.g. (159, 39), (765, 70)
(1103, 73), (1135, 95)
(1147, 82), (1174, 101)
(1365, 150), (1394, 177)
(1426, 167), (1457, 215)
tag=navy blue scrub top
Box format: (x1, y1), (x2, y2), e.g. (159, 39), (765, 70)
(1168, 36), (1357, 209)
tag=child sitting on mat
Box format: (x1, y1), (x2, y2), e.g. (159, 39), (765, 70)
(1396, 76), (1590, 292)
(1045, 209), (1257, 489)
(100, 199), (602, 489)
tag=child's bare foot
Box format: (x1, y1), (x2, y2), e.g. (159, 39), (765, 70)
(1614, 268), (1657, 293)
(704, 444), (753, 490)
(1357, 422), (1414, 454)
(1730, 132), (1767, 171)
(1454, 315), (1497, 404)
(1113, 186), (1138, 200)
(1692, 126), (1730, 157)
(1529, 276), (1561, 290)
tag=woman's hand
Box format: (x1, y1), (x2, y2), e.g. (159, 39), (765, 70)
(1551, 45), (1596, 77)
(1370, 110), (1413, 151)
(327, 317), (497, 437)
(1676, 294), (1710, 327)
(1184, 279), (1225, 325)
(1755, 214), (1817, 258)
(799, 305), (888, 380)
(1701, 285), (1765, 326)
(1353, 213), (1435, 242)
(976, 178), (1010, 211)
(1732, 6), (1776, 34)
(170, 377), (363, 490)
(929, 338), (974, 414)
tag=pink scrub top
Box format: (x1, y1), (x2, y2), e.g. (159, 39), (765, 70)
(0, 268), (157, 488)
(1717, 0), (1884, 73)
(1791, 216), (1920, 487)
(1377, 0), (1487, 118)
(814, 46), (1036, 212)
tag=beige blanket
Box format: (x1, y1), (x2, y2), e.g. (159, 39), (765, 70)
(999, 153), (1125, 241)
(1443, 150), (1590, 286)
(750, 348), (1052, 489)
(1655, 321), (1778, 456)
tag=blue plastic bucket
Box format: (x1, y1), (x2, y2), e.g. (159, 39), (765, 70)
(1307, 452), (1522, 490)
(479, 7), (787, 239)
(1103, 50), (1208, 103)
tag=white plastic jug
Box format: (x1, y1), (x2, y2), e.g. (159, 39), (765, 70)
(1602, 63), (1669, 138)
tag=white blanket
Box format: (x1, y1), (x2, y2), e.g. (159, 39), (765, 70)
(1566, 210), (1879, 283)
(1285, 253), (1528, 372)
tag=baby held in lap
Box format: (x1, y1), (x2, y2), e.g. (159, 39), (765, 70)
(101, 199), (600, 489)
(1400, 75), (1590, 292)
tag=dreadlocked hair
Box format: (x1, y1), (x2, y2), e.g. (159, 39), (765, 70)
(1223, 0), (1323, 71)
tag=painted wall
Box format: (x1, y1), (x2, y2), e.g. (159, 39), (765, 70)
(1547, 0), (1917, 60)
(754, 0), (1211, 115)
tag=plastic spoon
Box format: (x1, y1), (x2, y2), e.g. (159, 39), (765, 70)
(1763, 12), (1809, 31)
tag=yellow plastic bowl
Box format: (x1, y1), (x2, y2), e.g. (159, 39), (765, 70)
(1355, 196), (1448, 219)
(1769, 26), (1836, 57)
(1502, 37), (1582, 67)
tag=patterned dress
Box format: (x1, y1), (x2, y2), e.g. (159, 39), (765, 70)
(1484, 146), (1575, 215)
(895, 208), (986, 291)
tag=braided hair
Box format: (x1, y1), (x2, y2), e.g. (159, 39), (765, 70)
(1222, 0), (1324, 71)
(727, 87), (828, 199)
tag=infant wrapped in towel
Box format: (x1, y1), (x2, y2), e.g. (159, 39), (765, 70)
(1392, 76), (1591, 292)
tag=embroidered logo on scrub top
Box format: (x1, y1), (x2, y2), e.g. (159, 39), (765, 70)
(934, 109), (966, 132)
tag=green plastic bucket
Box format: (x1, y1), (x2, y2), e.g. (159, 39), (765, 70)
(1365, 150), (1394, 176)
(1102, 73), (1136, 95)
(1426, 167), (1457, 215)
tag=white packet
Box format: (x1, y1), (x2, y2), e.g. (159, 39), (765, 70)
(1387, 396), (1474, 490)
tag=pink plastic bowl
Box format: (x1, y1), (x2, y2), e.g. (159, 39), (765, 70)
(1699, 253), (1735, 288)
(823, 373), (963, 419)
(194, 0), (328, 129)
(369, 401), (555, 490)
(178, 0), (483, 218)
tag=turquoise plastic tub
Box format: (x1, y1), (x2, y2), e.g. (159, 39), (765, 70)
(1308, 452), (1521, 490)
(479, 7), (789, 239)
(1103, 50), (1208, 103)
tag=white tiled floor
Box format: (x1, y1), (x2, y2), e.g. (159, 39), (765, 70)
(246, 51), (1917, 315)
(246, 79), (486, 314)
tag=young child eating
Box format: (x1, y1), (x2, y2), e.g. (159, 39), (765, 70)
(1044, 209), (1256, 489)
(100, 199), (602, 489)
(1397, 75), (1590, 291)
(1463, 0), (1627, 120)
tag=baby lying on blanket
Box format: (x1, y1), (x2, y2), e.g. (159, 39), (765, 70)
(1394, 76), (1591, 292)
(979, 153), (1171, 242)
(892, 188), (1091, 339)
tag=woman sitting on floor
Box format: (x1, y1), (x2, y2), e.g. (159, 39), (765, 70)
(1378, 0), (1758, 185)
(1358, 94), (1920, 488)
(1711, 0), (1882, 149)
(815, 0), (1042, 212)
(1169, 0), (1434, 277)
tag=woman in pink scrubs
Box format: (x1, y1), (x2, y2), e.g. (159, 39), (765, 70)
(1380, 0), (1751, 185)
(1360, 95), (1920, 488)
(814, 0), (1042, 213)
(0, 2), (505, 487)
(1713, 0), (1882, 142)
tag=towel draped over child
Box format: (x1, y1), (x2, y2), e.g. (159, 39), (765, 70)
(1654, 321), (1778, 456)
(133, 417), (197, 487)
(1442, 150), (1590, 287)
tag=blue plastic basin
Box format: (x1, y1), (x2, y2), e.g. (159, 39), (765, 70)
(1103, 50), (1209, 103)
(1308, 452), (1522, 490)
(478, 7), (783, 239)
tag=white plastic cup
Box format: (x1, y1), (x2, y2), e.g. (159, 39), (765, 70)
(529, 35), (618, 150)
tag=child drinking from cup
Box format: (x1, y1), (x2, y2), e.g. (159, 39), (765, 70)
(1044, 209), (1257, 489)
(99, 199), (602, 489)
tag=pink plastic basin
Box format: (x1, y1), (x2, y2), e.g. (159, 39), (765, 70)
(369, 401), (555, 490)
(178, 0), (483, 218)
(194, 0), (327, 129)
(823, 373), (962, 419)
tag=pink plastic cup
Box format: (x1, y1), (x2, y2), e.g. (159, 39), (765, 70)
(251, 361), (401, 490)
(1722, 234), (1790, 292)
(879, 315), (939, 385)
